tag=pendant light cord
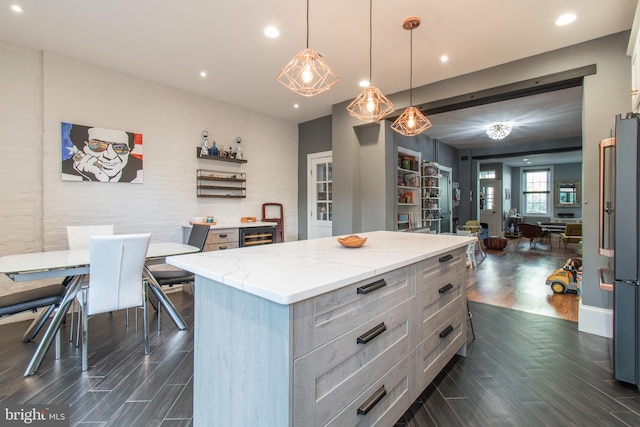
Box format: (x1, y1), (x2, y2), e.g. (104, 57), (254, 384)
(306, 0), (310, 48)
(409, 27), (413, 106)
(369, 0), (372, 82)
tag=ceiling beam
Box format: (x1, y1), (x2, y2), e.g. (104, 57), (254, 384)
(386, 65), (596, 120)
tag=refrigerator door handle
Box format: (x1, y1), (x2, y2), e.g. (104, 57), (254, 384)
(598, 268), (613, 292)
(599, 137), (615, 257)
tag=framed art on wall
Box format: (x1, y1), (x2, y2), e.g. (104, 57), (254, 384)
(61, 122), (143, 183)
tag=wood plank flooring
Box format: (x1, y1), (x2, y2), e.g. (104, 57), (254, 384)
(0, 239), (637, 426)
(466, 234), (580, 322)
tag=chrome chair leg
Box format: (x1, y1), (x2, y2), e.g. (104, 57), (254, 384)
(81, 288), (89, 372)
(21, 304), (56, 342)
(143, 280), (150, 355)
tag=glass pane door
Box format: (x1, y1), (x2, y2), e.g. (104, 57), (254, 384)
(307, 152), (333, 239)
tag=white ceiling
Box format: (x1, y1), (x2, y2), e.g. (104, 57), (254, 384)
(0, 0), (635, 160)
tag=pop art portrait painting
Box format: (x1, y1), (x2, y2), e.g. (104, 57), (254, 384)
(61, 122), (143, 183)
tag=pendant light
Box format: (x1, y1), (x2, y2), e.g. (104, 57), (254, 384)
(346, 0), (394, 122)
(391, 17), (432, 136)
(277, 0), (339, 97)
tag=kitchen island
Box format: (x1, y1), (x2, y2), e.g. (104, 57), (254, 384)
(167, 230), (474, 426)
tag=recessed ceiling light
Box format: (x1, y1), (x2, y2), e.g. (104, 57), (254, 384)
(555, 13), (576, 26)
(440, 55), (449, 63)
(264, 26), (280, 38)
(359, 80), (370, 88)
(293, 104), (299, 109)
(10, 4), (23, 13)
(199, 71), (207, 78)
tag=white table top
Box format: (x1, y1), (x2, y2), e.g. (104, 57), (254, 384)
(0, 242), (199, 281)
(166, 230), (474, 305)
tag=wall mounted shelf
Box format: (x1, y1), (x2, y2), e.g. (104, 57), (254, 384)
(197, 169), (246, 198)
(196, 147), (247, 163)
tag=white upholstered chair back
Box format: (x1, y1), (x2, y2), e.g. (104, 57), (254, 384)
(87, 233), (150, 316)
(67, 225), (114, 249)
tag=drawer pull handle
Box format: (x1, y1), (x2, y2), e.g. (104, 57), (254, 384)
(357, 322), (386, 344)
(357, 385), (387, 416)
(439, 254), (454, 263)
(439, 324), (454, 338)
(219, 234), (228, 238)
(357, 279), (386, 295)
(219, 246), (227, 250)
(439, 283), (453, 294)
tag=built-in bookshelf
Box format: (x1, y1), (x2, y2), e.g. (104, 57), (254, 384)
(421, 162), (441, 233)
(397, 147), (421, 230)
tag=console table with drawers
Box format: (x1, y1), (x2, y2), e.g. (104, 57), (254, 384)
(182, 222), (276, 251)
(167, 230), (474, 426)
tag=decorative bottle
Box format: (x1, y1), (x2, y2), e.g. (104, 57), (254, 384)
(209, 140), (219, 156)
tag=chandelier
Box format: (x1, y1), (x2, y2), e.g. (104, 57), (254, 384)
(486, 122), (513, 140)
(277, 0), (339, 96)
(391, 17), (432, 137)
(346, 0), (394, 122)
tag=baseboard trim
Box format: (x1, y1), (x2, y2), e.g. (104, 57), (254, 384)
(578, 301), (613, 338)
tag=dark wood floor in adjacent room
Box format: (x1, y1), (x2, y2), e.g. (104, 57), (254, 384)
(0, 237), (637, 426)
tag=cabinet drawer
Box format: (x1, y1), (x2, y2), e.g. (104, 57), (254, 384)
(417, 248), (465, 295)
(206, 228), (239, 244)
(326, 353), (413, 427)
(418, 289), (463, 341)
(417, 272), (463, 340)
(294, 301), (411, 427)
(416, 307), (466, 392)
(293, 266), (415, 358)
(205, 241), (239, 251)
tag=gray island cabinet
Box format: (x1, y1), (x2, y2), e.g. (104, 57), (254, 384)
(166, 230), (473, 426)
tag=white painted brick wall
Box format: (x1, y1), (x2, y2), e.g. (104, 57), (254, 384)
(0, 42), (299, 323)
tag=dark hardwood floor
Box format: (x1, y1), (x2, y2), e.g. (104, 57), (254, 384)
(1, 239), (637, 426)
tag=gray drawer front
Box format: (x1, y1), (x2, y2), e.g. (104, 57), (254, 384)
(326, 353), (413, 427)
(206, 228), (239, 244)
(416, 307), (466, 391)
(293, 266), (415, 358)
(294, 301), (411, 427)
(205, 241), (239, 251)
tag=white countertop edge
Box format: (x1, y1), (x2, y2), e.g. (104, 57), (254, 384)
(182, 222), (277, 229)
(167, 231), (474, 305)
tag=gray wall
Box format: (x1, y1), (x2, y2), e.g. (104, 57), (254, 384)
(297, 115), (332, 240)
(300, 31), (631, 313)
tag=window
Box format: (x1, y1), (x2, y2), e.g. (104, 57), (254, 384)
(522, 169), (551, 215)
(479, 170), (496, 179)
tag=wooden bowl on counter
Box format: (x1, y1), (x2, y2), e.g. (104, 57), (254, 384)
(337, 235), (367, 248)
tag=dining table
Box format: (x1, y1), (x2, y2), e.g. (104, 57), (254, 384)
(0, 242), (199, 376)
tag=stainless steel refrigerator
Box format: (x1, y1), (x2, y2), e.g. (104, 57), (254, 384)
(600, 112), (640, 385)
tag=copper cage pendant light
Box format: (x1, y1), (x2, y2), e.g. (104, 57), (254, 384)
(346, 0), (394, 122)
(391, 17), (432, 136)
(277, 0), (339, 97)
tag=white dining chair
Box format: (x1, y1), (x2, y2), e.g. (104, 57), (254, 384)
(456, 229), (477, 269)
(77, 233), (151, 371)
(66, 225), (114, 343)
(67, 225), (115, 249)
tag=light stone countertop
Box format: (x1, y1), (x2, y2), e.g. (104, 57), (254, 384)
(166, 230), (474, 305)
(182, 221), (276, 229)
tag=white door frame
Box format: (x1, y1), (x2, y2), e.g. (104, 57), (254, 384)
(307, 151), (333, 239)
